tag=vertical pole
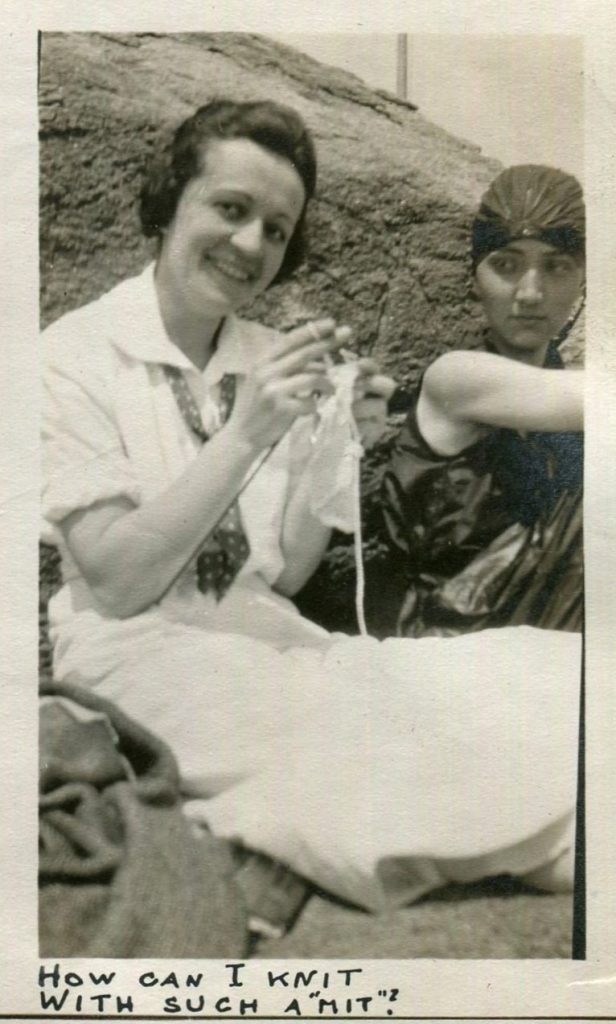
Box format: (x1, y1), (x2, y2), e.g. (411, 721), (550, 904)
(396, 33), (408, 100)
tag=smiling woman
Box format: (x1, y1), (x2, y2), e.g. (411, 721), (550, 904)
(153, 139), (306, 368)
(139, 100), (314, 370)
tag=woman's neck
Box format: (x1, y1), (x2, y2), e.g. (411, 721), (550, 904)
(155, 268), (224, 371)
(162, 308), (224, 371)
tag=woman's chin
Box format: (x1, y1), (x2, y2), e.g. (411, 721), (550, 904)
(493, 326), (552, 358)
(199, 270), (257, 315)
(512, 331), (550, 350)
(189, 278), (245, 318)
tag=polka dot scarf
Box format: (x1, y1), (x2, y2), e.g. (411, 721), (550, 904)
(164, 366), (250, 601)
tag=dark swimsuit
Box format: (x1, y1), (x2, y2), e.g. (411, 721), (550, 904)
(376, 341), (583, 637)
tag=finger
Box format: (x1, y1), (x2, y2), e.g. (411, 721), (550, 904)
(305, 321), (353, 349)
(270, 318), (336, 359)
(276, 395), (319, 418)
(264, 323), (353, 380)
(278, 321), (352, 362)
(340, 347), (358, 363)
(305, 358), (330, 373)
(332, 325), (353, 346)
(265, 372), (331, 399)
(358, 374), (397, 400)
(269, 340), (340, 378)
(355, 357), (380, 377)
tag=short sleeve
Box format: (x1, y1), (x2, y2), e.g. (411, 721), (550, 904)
(42, 320), (141, 527)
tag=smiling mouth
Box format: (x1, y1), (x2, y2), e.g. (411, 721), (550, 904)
(207, 256), (255, 284)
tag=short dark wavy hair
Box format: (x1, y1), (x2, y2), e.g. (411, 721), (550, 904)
(139, 98), (317, 285)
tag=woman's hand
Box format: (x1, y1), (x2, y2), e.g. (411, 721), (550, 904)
(228, 318), (352, 452)
(351, 357), (396, 448)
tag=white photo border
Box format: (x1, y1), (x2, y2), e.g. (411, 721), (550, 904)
(2, 0), (615, 1018)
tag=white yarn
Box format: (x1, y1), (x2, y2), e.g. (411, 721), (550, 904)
(305, 360), (368, 636)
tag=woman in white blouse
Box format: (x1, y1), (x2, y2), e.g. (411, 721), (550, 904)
(43, 99), (581, 911)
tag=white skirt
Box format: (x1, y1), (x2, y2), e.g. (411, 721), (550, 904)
(52, 580), (581, 911)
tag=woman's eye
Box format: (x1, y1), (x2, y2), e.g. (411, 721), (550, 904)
(545, 258), (574, 275)
(492, 256), (517, 273)
(216, 201), (245, 222)
(265, 223), (287, 244)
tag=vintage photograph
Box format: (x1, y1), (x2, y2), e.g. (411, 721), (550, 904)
(38, 29), (585, 963)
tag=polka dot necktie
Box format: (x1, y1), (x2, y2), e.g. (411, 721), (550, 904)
(164, 366), (250, 601)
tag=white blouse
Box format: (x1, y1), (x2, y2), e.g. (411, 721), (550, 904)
(42, 263), (329, 672)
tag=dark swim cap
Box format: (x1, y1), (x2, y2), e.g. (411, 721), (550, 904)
(471, 164), (585, 270)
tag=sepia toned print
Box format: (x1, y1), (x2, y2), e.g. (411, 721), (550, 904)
(36, 31), (586, 964)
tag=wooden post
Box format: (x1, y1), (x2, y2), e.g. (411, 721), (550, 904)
(396, 33), (408, 100)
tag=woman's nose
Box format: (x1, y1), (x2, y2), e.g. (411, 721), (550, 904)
(515, 268), (544, 304)
(231, 218), (264, 257)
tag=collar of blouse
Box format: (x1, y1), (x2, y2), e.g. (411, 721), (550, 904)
(108, 262), (260, 386)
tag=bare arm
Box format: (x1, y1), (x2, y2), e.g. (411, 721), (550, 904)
(274, 472), (333, 597)
(59, 421), (262, 618)
(420, 350), (584, 454)
(59, 320), (345, 618)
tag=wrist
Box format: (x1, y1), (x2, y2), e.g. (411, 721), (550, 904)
(222, 418), (265, 463)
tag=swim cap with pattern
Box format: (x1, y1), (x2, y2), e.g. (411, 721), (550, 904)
(472, 164), (585, 269)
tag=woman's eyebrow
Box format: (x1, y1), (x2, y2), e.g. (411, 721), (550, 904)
(492, 244), (570, 260)
(210, 187), (249, 200)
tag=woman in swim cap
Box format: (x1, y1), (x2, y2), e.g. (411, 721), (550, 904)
(377, 164), (585, 638)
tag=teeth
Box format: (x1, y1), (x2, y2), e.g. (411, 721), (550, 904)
(210, 258), (251, 283)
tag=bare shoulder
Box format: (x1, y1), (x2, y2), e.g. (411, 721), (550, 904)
(422, 350), (491, 403)
(423, 348), (543, 398)
(418, 352), (489, 454)
(424, 349), (488, 379)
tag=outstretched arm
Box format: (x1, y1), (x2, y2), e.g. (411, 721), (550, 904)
(419, 349), (584, 455)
